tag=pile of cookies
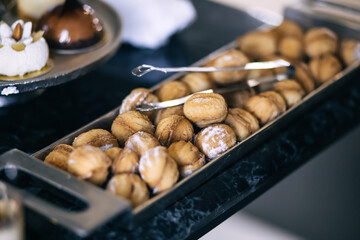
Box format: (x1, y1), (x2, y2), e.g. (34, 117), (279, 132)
(43, 19), (358, 207)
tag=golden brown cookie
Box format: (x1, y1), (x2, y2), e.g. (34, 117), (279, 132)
(156, 81), (191, 101)
(309, 54), (342, 84)
(245, 91), (286, 124)
(139, 146), (179, 193)
(205, 49), (250, 84)
(273, 79), (305, 107)
(279, 36), (303, 60)
(44, 144), (74, 171)
(168, 141), (205, 177)
(68, 145), (111, 185)
(293, 62), (316, 93)
(155, 115), (194, 146)
(195, 124), (236, 159)
(237, 31), (277, 60)
(154, 106), (184, 126)
(119, 88), (159, 114)
(112, 147), (139, 174)
(224, 108), (259, 141)
(304, 27), (338, 58)
(184, 92), (228, 128)
(271, 19), (303, 39)
(340, 39), (359, 66)
(222, 88), (255, 108)
(111, 111), (155, 145)
(107, 173), (149, 207)
(104, 147), (123, 163)
(125, 131), (160, 156)
(72, 129), (118, 151)
(181, 73), (214, 93)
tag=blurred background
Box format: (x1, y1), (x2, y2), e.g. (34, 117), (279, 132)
(203, 0), (360, 239)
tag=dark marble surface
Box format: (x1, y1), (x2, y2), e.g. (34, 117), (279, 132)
(1, 1), (360, 239)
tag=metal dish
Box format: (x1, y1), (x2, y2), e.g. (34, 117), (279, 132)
(1, 2), (359, 238)
(0, 0), (122, 97)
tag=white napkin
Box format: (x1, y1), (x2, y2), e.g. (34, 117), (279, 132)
(103, 0), (197, 49)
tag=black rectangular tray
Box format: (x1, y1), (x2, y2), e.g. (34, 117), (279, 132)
(1, 2), (360, 238)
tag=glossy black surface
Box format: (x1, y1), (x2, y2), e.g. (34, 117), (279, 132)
(1, 1), (360, 239)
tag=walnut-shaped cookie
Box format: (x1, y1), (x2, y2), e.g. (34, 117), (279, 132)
(154, 106), (184, 126)
(168, 141), (205, 177)
(271, 19), (303, 39)
(195, 124), (236, 159)
(119, 88), (159, 114)
(107, 173), (149, 207)
(181, 72), (214, 93)
(304, 27), (338, 58)
(340, 39), (359, 66)
(205, 49), (250, 84)
(44, 144), (74, 171)
(293, 62), (316, 93)
(125, 131), (160, 156)
(156, 81), (191, 101)
(237, 31), (277, 60)
(72, 129), (118, 151)
(222, 87), (255, 108)
(112, 147), (139, 174)
(184, 92), (228, 128)
(111, 111), (154, 145)
(279, 36), (303, 60)
(273, 79), (305, 107)
(68, 145), (111, 186)
(104, 147), (122, 163)
(245, 91), (286, 125)
(309, 54), (342, 84)
(155, 115), (194, 146)
(139, 146), (179, 193)
(224, 108), (259, 141)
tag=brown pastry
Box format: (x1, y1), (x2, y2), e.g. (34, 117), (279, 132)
(237, 31), (277, 60)
(155, 115), (194, 146)
(156, 81), (191, 102)
(111, 111), (155, 145)
(293, 62), (316, 93)
(68, 145), (111, 185)
(246, 68), (277, 92)
(273, 79), (305, 107)
(245, 91), (286, 124)
(154, 106), (184, 126)
(104, 147), (123, 163)
(340, 39), (359, 66)
(309, 54), (342, 84)
(44, 144), (74, 171)
(184, 93), (228, 128)
(112, 147), (139, 174)
(139, 146), (179, 193)
(195, 124), (236, 159)
(119, 88), (159, 114)
(304, 27), (338, 58)
(279, 36), (303, 60)
(224, 108), (259, 141)
(72, 129), (118, 151)
(168, 141), (206, 177)
(222, 88), (255, 108)
(205, 49), (250, 84)
(36, 1), (103, 49)
(181, 73), (214, 93)
(106, 173), (149, 207)
(271, 20), (303, 39)
(125, 131), (160, 156)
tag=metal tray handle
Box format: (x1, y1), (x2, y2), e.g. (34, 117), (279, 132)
(0, 149), (131, 237)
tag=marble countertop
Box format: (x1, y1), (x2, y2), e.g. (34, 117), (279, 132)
(1, 1), (360, 239)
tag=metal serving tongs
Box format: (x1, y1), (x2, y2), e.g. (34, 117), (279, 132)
(132, 59), (291, 77)
(135, 64), (296, 112)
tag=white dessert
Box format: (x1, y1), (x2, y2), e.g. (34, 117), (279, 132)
(0, 20), (49, 77)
